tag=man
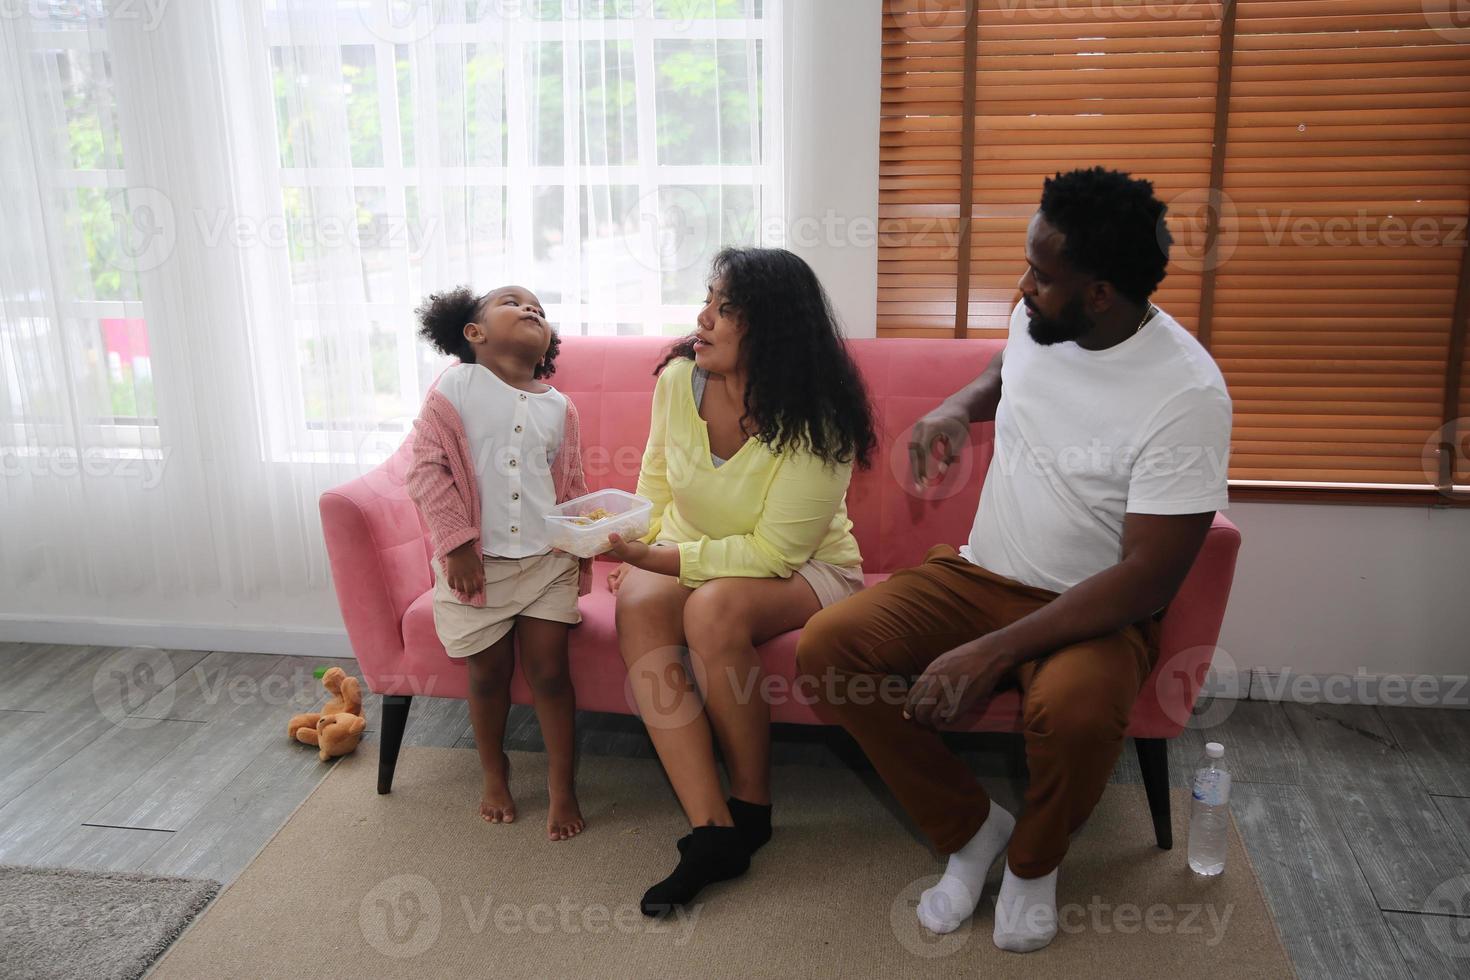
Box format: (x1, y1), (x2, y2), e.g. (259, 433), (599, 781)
(795, 167), (1232, 953)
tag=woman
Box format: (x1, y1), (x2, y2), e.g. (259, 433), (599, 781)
(604, 246), (878, 915)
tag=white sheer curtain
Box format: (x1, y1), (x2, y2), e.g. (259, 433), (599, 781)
(0, 0), (781, 636)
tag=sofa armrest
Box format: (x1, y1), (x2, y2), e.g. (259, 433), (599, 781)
(319, 439), (432, 691)
(1130, 513), (1243, 739)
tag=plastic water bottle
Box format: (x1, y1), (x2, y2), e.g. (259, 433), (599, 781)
(1188, 742), (1231, 876)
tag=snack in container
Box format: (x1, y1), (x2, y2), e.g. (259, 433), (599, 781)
(544, 489), (654, 558)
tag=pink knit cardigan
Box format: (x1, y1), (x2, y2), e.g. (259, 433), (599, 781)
(405, 374), (592, 606)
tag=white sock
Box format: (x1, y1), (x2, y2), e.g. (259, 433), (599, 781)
(992, 863), (1058, 953)
(916, 803), (1016, 934)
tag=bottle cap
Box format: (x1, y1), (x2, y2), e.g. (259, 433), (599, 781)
(1205, 742), (1224, 759)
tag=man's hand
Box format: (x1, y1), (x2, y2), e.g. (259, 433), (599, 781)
(908, 405), (970, 490)
(903, 635), (1013, 729)
(906, 347), (1002, 490)
(444, 541), (485, 596)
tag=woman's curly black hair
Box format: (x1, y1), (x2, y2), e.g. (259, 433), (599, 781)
(415, 285), (560, 379)
(1039, 167), (1171, 305)
(656, 247), (878, 470)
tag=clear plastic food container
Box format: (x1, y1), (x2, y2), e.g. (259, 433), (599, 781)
(544, 489), (654, 559)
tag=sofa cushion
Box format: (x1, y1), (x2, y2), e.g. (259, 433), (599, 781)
(399, 562), (1030, 730)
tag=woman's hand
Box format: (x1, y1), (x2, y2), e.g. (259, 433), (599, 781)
(606, 534), (681, 577)
(444, 541), (485, 595)
(606, 562), (629, 594)
(908, 406), (970, 490)
(605, 533), (651, 568)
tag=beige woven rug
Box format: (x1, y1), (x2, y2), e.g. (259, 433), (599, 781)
(147, 745), (1291, 979)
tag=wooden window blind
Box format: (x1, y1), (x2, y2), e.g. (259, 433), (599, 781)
(879, 0), (1470, 496)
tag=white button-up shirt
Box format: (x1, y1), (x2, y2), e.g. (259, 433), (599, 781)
(434, 362), (567, 559)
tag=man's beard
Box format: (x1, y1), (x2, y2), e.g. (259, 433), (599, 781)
(1026, 295), (1090, 346)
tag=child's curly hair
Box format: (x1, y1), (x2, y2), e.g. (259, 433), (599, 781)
(414, 285), (561, 379)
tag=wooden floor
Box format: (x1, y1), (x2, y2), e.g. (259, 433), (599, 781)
(2, 642), (1467, 979)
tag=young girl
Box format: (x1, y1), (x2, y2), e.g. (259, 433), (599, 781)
(406, 284), (592, 841)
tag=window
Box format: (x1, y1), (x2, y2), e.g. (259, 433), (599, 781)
(1, 9), (161, 457)
(260, 0), (780, 457)
(0, 0), (782, 605)
(878, 0), (1470, 497)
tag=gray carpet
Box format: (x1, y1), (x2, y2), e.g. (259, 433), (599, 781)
(0, 864), (219, 980)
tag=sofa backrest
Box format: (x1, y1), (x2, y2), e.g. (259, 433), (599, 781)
(548, 335), (1004, 574)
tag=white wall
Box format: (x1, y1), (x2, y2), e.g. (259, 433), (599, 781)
(1217, 502), (1470, 683)
(0, 591), (352, 658)
(781, 0), (882, 339)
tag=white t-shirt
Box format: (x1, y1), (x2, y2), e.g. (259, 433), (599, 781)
(434, 362), (567, 559)
(959, 302), (1232, 594)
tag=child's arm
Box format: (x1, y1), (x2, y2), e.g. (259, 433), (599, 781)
(561, 399), (590, 502)
(406, 392), (479, 562)
(555, 399), (595, 597)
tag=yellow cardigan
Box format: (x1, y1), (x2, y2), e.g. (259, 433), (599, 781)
(636, 357), (862, 588)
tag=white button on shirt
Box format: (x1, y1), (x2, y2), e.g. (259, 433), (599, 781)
(433, 363), (568, 559)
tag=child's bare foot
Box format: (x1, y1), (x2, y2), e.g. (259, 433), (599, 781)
(480, 753), (516, 824)
(547, 783), (585, 841)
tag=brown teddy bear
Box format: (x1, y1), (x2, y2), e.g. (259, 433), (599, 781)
(288, 667), (366, 760)
(310, 712), (367, 762)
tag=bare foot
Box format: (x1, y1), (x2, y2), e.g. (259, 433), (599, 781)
(479, 753), (516, 824)
(547, 783), (585, 841)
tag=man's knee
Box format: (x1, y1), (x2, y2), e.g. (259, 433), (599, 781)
(794, 604), (855, 683)
(793, 608), (840, 678)
(1024, 679), (1131, 749)
(1025, 634), (1143, 740)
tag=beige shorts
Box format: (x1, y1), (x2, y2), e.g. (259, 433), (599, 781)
(655, 534), (865, 608)
(794, 559), (867, 608)
(432, 551), (582, 659)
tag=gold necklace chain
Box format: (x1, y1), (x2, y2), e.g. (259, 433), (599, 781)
(1134, 303), (1156, 336)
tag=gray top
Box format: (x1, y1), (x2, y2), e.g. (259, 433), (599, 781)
(691, 366), (727, 468)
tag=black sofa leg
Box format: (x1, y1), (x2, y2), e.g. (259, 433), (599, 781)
(378, 694), (413, 795)
(1135, 737), (1173, 850)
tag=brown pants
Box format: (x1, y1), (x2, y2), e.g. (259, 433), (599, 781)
(794, 544), (1158, 878)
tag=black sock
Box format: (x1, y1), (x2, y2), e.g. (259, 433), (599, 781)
(677, 797), (773, 856)
(726, 796), (772, 852)
(641, 826), (750, 917)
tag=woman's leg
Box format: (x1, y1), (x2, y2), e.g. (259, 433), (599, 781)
(464, 631), (518, 823)
(681, 574), (822, 806)
(619, 568), (824, 915)
(516, 615), (585, 841)
(613, 566), (732, 827)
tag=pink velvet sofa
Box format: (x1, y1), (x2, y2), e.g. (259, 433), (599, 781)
(320, 335), (1241, 849)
